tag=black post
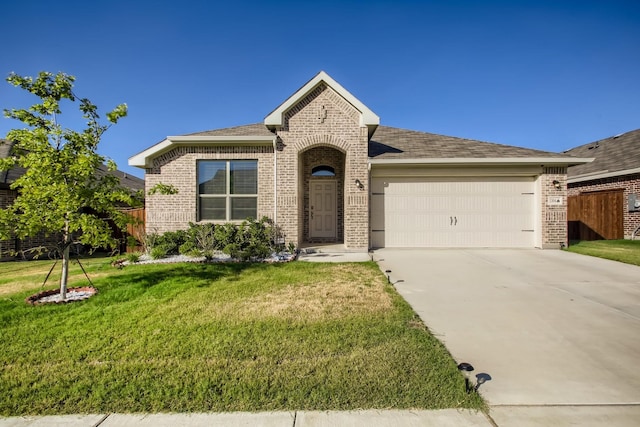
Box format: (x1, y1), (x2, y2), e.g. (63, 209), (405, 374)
(457, 362), (475, 393)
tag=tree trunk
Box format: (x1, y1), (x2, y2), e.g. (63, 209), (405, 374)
(60, 245), (69, 301)
(60, 244), (70, 301)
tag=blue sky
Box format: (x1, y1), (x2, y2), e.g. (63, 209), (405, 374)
(1, 0), (639, 178)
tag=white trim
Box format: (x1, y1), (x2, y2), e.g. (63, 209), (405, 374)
(128, 135), (276, 168)
(369, 157), (593, 166)
(167, 135), (275, 143)
(568, 167), (640, 184)
(264, 71), (379, 129)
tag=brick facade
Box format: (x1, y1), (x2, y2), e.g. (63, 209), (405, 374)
(273, 83), (369, 250)
(0, 189), (17, 257)
(1, 188), (66, 259)
(144, 83), (371, 250)
(139, 74), (574, 251)
(145, 145), (275, 235)
(539, 167), (568, 248)
(568, 173), (640, 239)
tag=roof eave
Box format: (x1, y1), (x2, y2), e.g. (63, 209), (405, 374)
(369, 157), (594, 167)
(128, 135), (276, 169)
(568, 166), (640, 184)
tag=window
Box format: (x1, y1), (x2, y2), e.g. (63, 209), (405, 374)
(198, 160), (258, 221)
(312, 165), (335, 176)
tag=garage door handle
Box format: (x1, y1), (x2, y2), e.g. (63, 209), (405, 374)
(450, 216), (453, 226)
(454, 216), (457, 226)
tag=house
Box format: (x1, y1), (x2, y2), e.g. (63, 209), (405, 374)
(565, 129), (640, 240)
(129, 71), (590, 251)
(0, 139), (145, 257)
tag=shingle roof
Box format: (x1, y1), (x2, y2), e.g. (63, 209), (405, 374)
(369, 126), (572, 159)
(564, 129), (640, 178)
(178, 123), (584, 162)
(0, 139), (144, 192)
(0, 140), (27, 185)
(187, 123), (274, 137)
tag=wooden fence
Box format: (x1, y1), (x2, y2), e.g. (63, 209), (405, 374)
(567, 189), (623, 241)
(123, 208), (145, 253)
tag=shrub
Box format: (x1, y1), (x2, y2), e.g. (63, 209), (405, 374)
(125, 252), (141, 263)
(151, 218), (291, 262)
(150, 245), (168, 260)
(155, 230), (187, 255)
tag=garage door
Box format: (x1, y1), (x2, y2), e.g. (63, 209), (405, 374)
(371, 176), (535, 248)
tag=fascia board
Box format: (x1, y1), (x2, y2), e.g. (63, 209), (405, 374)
(167, 135), (275, 143)
(128, 135), (275, 168)
(369, 157), (594, 166)
(264, 71), (380, 128)
(568, 166), (640, 184)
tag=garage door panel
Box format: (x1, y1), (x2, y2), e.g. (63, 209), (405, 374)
(371, 176), (535, 248)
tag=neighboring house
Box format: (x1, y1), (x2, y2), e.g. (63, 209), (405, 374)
(129, 71), (590, 251)
(565, 129), (640, 240)
(0, 139), (145, 257)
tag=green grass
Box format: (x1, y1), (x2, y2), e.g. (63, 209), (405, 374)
(566, 239), (640, 266)
(0, 258), (484, 415)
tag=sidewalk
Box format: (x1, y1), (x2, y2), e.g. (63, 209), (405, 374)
(0, 409), (494, 427)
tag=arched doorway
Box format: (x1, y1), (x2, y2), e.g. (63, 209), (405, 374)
(301, 146), (345, 243)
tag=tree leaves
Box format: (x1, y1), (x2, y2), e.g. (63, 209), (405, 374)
(0, 71), (143, 295)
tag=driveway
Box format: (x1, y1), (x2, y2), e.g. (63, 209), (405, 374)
(373, 249), (640, 424)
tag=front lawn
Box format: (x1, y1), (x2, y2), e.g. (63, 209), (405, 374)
(566, 239), (640, 266)
(0, 258), (484, 415)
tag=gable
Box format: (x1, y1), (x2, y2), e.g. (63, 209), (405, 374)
(264, 71), (379, 137)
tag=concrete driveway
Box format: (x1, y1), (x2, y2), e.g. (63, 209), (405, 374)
(373, 249), (640, 425)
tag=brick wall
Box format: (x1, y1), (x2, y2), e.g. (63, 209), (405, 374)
(145, 145), (275, 234)
(540, 167), (568, 248)
(274, 83), (370, 250)
(1, 188), (64, 259)
(568, 173), (640, 239)
(0, 189), (17, 257)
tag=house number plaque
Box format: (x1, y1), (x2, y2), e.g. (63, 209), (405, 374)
(547, 196), (563, 205)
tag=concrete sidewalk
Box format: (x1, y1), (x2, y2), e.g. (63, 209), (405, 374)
(0, 409), (494, 427)
(4, 407), (640, 426)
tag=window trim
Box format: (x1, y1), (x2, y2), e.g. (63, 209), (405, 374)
(197, 160), (258, 221)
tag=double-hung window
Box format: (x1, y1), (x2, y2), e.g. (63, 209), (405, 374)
(198, 160), (258, 221)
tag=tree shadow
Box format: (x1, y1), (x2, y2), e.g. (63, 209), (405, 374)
(95, 262), (277, 303)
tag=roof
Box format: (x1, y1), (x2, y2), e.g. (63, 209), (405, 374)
(186, 123), (274, 137)
(0, 139), (144, 192)
(129, 123), (590, 169)
(565, 129), (640, 183)
(369, 126), (589, 166)
(128, 124), (276, 168)
(0, 140), (27, 185)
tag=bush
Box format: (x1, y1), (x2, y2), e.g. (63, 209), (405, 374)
(154, 230), (187, 255)
(125, 252), (141, 263)
(150, 218), (293, 262)
(150, 245), (169, 260)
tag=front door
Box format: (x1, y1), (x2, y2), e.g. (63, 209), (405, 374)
(310, 180), (337, 239)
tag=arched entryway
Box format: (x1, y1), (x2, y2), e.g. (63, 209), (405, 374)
(301, 146), (345, 243)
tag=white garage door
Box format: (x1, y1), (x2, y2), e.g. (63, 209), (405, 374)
(371, 176), (535, 248)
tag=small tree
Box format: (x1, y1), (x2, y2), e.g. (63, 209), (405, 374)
(0, 71), (139, 300)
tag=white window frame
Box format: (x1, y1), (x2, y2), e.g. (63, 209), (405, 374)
(197, 160), (258, 222)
